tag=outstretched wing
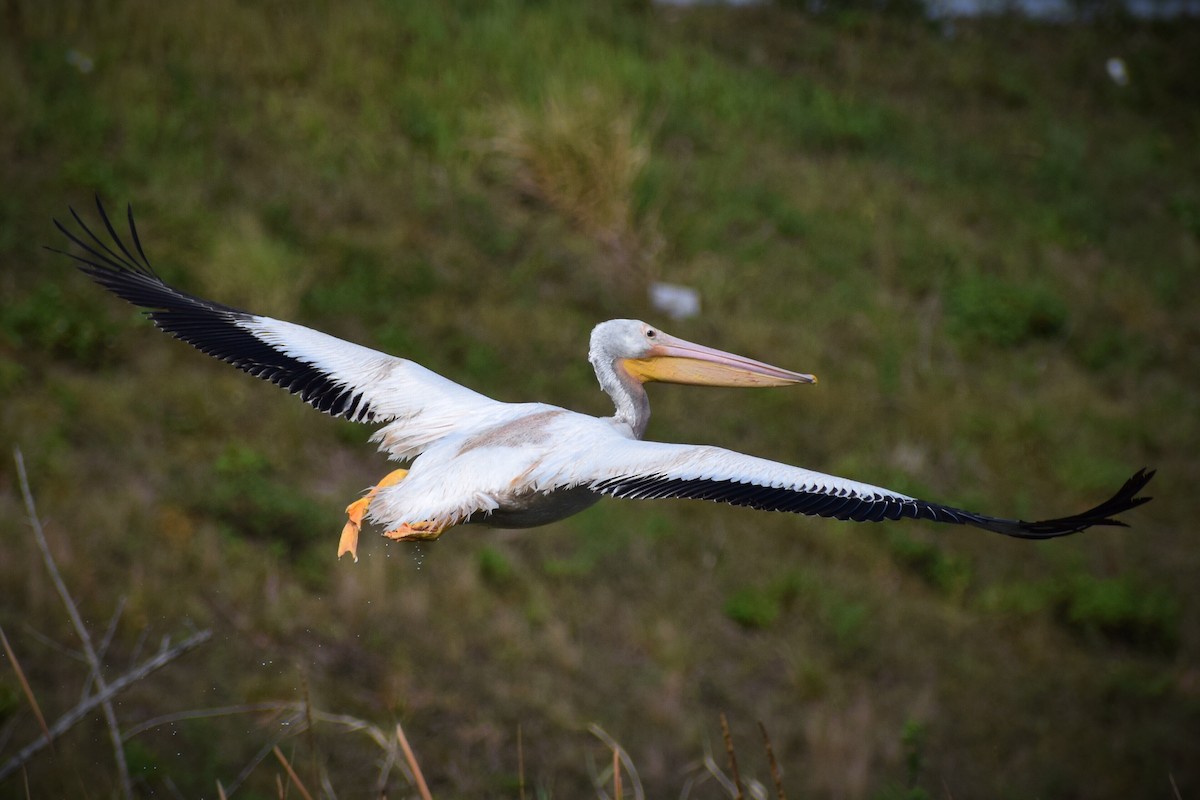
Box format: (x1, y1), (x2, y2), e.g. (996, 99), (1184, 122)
(51, 198), (502, 450)
(571, 435), (1153, 540)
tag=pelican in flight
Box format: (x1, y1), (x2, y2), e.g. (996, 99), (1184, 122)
(53, 200), (1153, 560)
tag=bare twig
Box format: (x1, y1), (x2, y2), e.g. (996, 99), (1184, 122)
(127, 625), (150, 669)
(757, 721), (785, 800)
(396, 721), (433, 800)
(14, 447), (131, 799)
(273, 746), (316, 800)
(719, 714), (743, 800)
(0, 629), (211, 782)
(19, 625), (84, 663)
(1169, 772), (1182, 800)
(0, 625), (50, 747)
(82, 597), (127, 703)
(122, 702), (294, 741)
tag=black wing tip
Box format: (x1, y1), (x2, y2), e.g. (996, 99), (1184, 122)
(51, 195), (159, 281)
(976, 467), (1156, 541)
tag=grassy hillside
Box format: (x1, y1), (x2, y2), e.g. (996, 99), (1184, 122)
(1, 1), (1197, 797)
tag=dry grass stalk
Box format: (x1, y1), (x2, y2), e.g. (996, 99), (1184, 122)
(719, 713), (744, 800)
(217, 779), (229, 800)
(272, 745), (316, 800)
(395, 721), (433, 800)
(492, 89), (657, 290)
(0, 625), (50, 750)
(613, 746), (622, 799)
(517, 723), (525, 800)
(757, 721), (786, 800)
(587, 723), (644, 800)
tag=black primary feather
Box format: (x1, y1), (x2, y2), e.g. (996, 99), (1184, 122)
(593, 468), (1155, 539)
(48, 196), (377, 422)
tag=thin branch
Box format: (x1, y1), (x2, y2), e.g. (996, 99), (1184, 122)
(0, 629), (211, 783)
(14, 447), (131, 800)
(122, 702), (295, 742)
(0, 625), (50, 747)
(396, 721), (433, 800)
(127, 626), (150, 669)
(18, 624), (84, 663)
(81, 597), (127, 702)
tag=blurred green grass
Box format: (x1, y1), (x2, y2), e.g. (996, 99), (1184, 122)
(1, 1), (1198, 797)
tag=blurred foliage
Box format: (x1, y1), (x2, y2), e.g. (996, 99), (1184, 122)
(1, 0), (1197, 797)
(725, 584), (782, 629)
(1055, 574), (1181, 652)
(947, 272), (1068, 347)
(884, 530), (972, 597)
(195, 443), (329, 562)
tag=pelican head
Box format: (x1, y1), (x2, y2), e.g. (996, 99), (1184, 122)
(589, 319), (816, 388)
(589, 319), (815, 438)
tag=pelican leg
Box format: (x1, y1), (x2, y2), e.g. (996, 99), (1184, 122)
(338, 468), (409, 562)
(383, 520), (448, 542)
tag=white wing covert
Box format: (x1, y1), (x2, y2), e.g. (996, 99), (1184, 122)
(53, 199), (501, 450)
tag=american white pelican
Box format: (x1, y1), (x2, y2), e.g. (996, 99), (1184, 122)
(53, 200), (1154, 561)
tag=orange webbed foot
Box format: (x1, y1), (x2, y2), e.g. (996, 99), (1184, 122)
(383, 520), (447, 542)
(338, 468), (409, 562)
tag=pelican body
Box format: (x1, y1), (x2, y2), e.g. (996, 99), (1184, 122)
(53, 200), (1154, 560)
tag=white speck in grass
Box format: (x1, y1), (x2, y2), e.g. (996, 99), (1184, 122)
(649, 281), (701, 320)
(1106, 57), (1129, 87)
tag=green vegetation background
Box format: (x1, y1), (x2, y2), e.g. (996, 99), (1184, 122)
(1, 1), (1197, 796)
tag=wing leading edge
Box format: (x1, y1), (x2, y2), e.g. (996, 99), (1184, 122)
(51, 197), (499, 434)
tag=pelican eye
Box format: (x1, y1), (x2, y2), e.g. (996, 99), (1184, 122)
(646, 329), (657, 339)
